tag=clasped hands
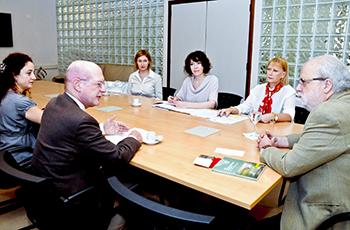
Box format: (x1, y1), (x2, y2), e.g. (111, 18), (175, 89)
(257, 130), (288, 150)
(103, 115), (142, 142)
(257, 130), (277, 150)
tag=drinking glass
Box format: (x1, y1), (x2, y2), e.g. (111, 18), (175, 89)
(249, 112), (262, 132)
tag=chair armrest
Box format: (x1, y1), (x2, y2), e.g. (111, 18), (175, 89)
(317, 212), (350, 230)
(0, 150), (45, 184)
(107, 176), (215, 225)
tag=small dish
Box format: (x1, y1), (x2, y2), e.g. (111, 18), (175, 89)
(131, 102), (142, 107)
(143, 133), (163, 145)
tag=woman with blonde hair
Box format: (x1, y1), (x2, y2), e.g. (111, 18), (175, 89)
(218, 57), (295, 123)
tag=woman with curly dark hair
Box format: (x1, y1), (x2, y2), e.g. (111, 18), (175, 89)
(168, 50), (218, 109)
(0, 52), (43, 150)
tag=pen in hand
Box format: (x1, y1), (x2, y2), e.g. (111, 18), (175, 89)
(168, 96), (179, 105)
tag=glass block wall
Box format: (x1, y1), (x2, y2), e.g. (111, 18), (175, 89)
(56, 0), (164, 76)
(258, 0), (350, 87)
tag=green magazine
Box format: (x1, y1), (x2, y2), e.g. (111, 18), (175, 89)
(212, 157), (266, 181)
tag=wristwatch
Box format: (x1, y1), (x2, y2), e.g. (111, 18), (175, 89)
(272, 113), (278, 122)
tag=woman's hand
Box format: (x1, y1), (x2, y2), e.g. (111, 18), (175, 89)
(217, 107), (238, 117)
(172, 100), (187, 108)
(261, 113), (274, 123)
(167, 96), (179, 104)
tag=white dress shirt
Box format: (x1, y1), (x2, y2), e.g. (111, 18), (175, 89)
(236, 83), (296, 119)
(127, 69), (163, 99)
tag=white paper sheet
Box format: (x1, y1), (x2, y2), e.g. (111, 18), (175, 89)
(209, 115), (248, 125)
(243, 132), (259, 141)
(153, 102), (248, 126)
(214, 147), (245, 157)
(105, 128), (163, 145)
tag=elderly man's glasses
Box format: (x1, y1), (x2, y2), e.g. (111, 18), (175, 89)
(298, 77), (327, 86)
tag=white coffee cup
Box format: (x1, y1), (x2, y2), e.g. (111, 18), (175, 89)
(132, 98), (140, 106)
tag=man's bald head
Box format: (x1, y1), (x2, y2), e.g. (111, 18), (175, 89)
(65, 60), (102, 84)
(64, 60), (106, 108)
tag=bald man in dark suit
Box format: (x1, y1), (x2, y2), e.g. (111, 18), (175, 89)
(32, 60), (142, 230)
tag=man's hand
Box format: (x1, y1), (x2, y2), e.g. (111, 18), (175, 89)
(257, 130), (289, 150)
(257, 132), (274, 150)
(128, 130), (142, 143)
(103, 115), (129, 135)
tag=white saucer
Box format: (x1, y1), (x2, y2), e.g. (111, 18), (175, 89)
(143, 134), (163, 145)
(131, 102), (142, 107)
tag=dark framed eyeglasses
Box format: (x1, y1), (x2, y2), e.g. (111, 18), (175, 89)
(298, 77), (327, 86)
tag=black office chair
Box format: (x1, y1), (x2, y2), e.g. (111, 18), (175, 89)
(162, 87), (176, 101)
(294, 106), (310, 124)
(107, 175), (215, 230)
(0, 146), (33, 216)
(316, 212), (350, 230)
(52, 75), (65, 83)
(217, 92), (243, 109)
(0, 148), (112, 230)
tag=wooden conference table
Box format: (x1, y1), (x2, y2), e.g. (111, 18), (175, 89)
(31, 80), (303, 210)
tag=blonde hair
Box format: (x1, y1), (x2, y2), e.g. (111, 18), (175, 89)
(267, 57), (289, 85)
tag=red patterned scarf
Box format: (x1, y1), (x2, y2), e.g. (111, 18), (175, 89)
(258, 83), (283, 114)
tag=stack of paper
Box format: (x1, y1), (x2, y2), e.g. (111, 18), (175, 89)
(153, 102), (247, 125)
(209, 115), (248, 125)
(105, 128), (163, 145)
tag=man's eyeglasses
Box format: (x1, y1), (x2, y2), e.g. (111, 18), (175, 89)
(80, 79), (105, 89)
(298, 77), (327, 86)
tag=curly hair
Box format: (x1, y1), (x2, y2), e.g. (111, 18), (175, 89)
(184, 50), (211, 76)
(0, 52), (33, 102)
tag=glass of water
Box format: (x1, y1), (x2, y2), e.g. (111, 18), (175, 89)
(249, 112), (262, 132)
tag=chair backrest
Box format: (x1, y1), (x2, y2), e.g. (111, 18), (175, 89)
(294, 106), (310, 124)
(0, 148), (52, 229)
(0, 148), (108, 230)
(107, 176), (215, 229)
(162, 87), (176, 101)
(217, 92), (243, 109)
(0, 147), (44, 184)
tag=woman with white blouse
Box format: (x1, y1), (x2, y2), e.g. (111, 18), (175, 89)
(218, 57), (295, 123)
(127, 49), (162, 99)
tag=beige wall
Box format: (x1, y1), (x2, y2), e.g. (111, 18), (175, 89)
(0, 0), (58, 80)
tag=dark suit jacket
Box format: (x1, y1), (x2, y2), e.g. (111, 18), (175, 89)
(32, 93), (141, 198)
